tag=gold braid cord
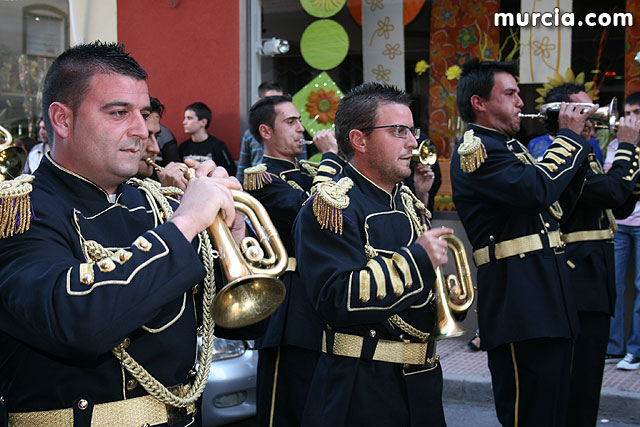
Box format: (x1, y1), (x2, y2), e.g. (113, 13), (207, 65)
(513, 142), (563, 220)
(0, 174), (34, 238)
(588, 158), (618, 233)
(388, 186), (431, 341)
(388, 314), (430, 342)
(111, 178), (217, 407)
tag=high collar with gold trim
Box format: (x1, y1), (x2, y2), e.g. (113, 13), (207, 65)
(345, 163), (400, 208)
(41, 153), (122, 202)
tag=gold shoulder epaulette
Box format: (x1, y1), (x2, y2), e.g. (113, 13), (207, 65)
(243, 164), (278, 191)
(0, 174), (35, 238)
(458, 130), (487, 173)
(309, 177), (353, 235)
(299, 160), (320, 177)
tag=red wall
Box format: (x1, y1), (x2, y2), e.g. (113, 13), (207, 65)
(117, 0), (240, 157)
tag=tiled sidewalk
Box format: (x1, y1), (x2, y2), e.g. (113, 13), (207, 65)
(437, 337), (640, 423)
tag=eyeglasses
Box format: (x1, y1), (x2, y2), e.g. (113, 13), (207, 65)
(358, 124), (420, 139)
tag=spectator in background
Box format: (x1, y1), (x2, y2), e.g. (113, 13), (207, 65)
(180, 101), (236, 176)
(528, 83), (604, 164)
(236, 81), (284, 184)
(604, 91), (640, 371)
(21, 119), (48, 174)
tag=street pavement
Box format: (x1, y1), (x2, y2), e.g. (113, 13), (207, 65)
(439, 336), (640, 425)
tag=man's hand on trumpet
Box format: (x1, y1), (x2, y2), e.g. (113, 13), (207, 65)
(558, 102), (599, 137)
(168, 160), (243, 243)
(157, 161), (190, 189)
(616, 114), (640, 146)
(415, 226), (454, 268)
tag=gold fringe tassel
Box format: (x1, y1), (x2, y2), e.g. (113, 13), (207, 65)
(310, 177), (353, 235)
(243, 164), (278, 191)
(0, 175), (34, 238)
(458, 130), (487, 173)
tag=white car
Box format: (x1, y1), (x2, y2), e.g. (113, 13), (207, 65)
(199, 337), (258, 426)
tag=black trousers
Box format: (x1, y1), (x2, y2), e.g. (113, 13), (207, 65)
(255, 345), (319, 427)
(567, 311), (610, 427)
(488, 337), (574, 427)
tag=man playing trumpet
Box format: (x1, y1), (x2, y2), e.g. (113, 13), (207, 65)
(0, 42), (240, 426)
(451, 58), (596, 426)
(539, 84), (640, 426)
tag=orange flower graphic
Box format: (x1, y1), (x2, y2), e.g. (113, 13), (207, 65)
(306, 88), (340, 124)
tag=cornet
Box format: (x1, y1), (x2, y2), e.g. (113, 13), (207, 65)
(431, 234), (475, 340)
(519, 98), (619, 134)
(145, 158), (287, 328)
(0, 124), (27, 183)
(411, 139), (437, 166)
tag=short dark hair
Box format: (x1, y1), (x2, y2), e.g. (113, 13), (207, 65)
(624, 91), (640, 108)
(149, 97), (165, 117)
(185, 102), (212, 129)
(248, 94), (292, 143)
(258, 81), (283, 98)
(543, 83), (587, 134)
(335, 82), (412, 159)
(42, 41), (147, 142)
(456, 58), (518, 123)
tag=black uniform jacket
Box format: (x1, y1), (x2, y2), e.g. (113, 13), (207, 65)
(0, 156), (205, 421)
(560, 143), (640, 314)
(293, 163), (437, 346)
(246, 153), (345, 349)
(451, 124), (591, 350)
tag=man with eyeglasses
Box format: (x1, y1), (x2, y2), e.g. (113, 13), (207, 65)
(450, 58), (596, 426)
(289, 82), (451, 426)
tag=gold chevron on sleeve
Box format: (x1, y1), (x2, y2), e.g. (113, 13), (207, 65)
(543, 152), (566, 165)
(536, 162), (559, 173)
(367, 258), (386, 300)
(359, 269), (371, 303)
(382, 257), (404, 296)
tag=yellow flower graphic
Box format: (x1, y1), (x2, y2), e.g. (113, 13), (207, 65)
(382, 43), (402, 60)
(370, 16), (394, 46)
(446, 65), (461, 80)
(532, 36), (556, 60)
(372, 64), (391, 83)
(415, 60), (429, 76)
(305, 88), (340, 124)
(365, 0), (384, 12)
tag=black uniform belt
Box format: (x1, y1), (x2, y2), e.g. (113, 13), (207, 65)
(561, 228), (613, 244)
(321, 330), (438, 367)
(8, 393), (194, 427)
(473, 230), (563, 266)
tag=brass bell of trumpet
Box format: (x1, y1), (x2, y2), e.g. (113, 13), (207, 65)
(431, 234), (475, 340)
(144, 158), (287, 328)
(0, 124), (27, 183)
(411, 139), (437, 166)
(519, 98), (620, 134)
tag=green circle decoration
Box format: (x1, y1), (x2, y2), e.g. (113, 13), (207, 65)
(300, 20), (349, 71)
(300, 0), (345, 18)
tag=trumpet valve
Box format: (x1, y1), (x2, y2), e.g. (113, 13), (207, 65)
(240, 237), (265, 263)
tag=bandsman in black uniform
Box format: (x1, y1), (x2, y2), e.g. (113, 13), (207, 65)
(291, 82), (451, 426)
(450, 59), (597, 427)
(243, 94), (345, 426)
(0, 42), (244, 427)
(540, 83), (640, 426)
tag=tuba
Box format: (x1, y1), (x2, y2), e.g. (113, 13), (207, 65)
(412, 139), (437, 166)
(0, 124), (27, 183)
(520, 98), (619, 134)
(145, 158), (287, 328)
(431, 234), (475, 340)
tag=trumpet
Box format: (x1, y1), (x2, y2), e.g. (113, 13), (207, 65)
(431, 234), (475, 340)
(519, 98), (619, 133)
(0, 124), (27, 183)
(145, 158), (287, 328)
(411, 139), (437, 166)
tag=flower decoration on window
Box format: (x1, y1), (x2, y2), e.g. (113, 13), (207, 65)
(305, 87), (340, 125)
(446, 65), (461, 80)
(414, 60), (429, 76)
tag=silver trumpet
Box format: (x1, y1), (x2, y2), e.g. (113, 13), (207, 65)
(519, 98), (619, 133)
